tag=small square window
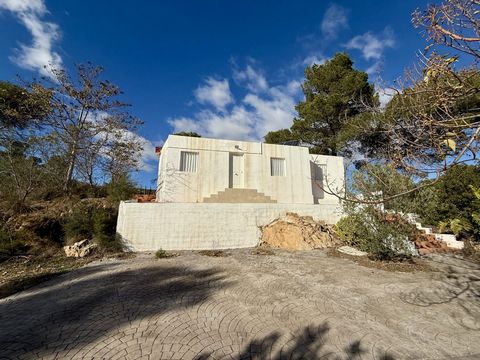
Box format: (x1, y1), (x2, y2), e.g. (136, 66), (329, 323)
(271, 157), (286, 176)
(180, 151), (198, 172)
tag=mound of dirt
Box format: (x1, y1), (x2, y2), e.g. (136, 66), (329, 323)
(260, 213), (339, 250)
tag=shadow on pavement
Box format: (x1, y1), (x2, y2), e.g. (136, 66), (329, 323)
(195, 322), (396, 360)
(0, 262), (231, 357)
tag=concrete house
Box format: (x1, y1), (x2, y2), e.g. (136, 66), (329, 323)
(117, 135), (345, 251)
(156, 135), (344, 205)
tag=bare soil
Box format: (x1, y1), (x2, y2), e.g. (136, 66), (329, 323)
(198, 250), (230, 257)
(0, 249), (133, 299)
(327, 248), (431, 272)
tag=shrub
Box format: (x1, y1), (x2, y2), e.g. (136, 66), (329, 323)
(63, 203), (122, 251)
(106, 175), (136, 204)
(422, 165), (480, 240)
(63, 206), (94, 243)
(155, 249), (169, 258)
(335, 206), (417, 260)
(92, 207), (122, 251)
(0, 227), (28, 257)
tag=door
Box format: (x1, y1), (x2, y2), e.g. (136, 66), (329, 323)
(229, 153), (244, 188)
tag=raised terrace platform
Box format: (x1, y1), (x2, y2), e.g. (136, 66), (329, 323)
(116, 201), (342, 251)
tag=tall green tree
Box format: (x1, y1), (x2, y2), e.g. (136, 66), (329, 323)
(265, 53), (377, 156)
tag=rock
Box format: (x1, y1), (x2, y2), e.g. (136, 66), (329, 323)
(64, 239), (97, 258)
(337, 246), (368, 257)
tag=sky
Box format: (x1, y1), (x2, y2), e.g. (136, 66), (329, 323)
(0, 0), (434, 186)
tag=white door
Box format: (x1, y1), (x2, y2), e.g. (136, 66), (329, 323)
(229, 153), (244, 188)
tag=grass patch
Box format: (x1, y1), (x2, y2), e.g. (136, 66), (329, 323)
(155, 249), (177, 259)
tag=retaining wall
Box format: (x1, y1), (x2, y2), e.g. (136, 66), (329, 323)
(117, 201), (343, 251)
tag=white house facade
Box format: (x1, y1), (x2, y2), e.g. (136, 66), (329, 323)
(156, 135), (344, 205)
(116, 135), (345, 251)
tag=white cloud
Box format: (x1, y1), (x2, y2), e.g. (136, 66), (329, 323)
(136, 134), (159, 171)
(377, 87), (396, 108)
(194, 77), (233, 111)
(344, 27), (395, 60)
(168, 65), (303, 141)
(302, 55), (326, 67)
(321, 4), (348, 39)
(366, 61), (383, 76)
(233, 64), (268, 93)
(0, 0), (63, 78)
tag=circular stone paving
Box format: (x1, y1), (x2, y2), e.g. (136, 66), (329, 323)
(0, 250), (479, 359)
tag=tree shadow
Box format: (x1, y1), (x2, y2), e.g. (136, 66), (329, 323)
(195, 322), (396, 360)
(0, 262), (231, 357)
(0, 270), (69, 299)
(399, 256), (480, 330)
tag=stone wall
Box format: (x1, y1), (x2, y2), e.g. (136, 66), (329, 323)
(117, 201), (343, 251)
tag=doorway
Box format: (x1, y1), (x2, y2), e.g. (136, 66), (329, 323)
(229, 153), (244, 188)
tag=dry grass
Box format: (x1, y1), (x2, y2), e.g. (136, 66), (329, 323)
(327, 248), (431, 273)
(198, 250), (229, 257)
(250, 247), (275, 256)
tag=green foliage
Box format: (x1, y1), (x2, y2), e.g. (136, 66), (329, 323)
(174, 131), (201, 137)
(155, 249), (169, 258)
(264, 53), (377, 156)
(422, 165), (480, 239)
(0, 227), (28, 257)
(92, 207), (121, 251)
(351, 164), (417, 213)
(106, 175), (136, 204)
(438, 218), (471, 235)
(264, 129), (295, 144)
(63, 204), (121, 251)
(63, 206), (94, 243)
(336, 206), (417, 260)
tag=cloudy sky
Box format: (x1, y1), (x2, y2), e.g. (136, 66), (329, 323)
(0, 0), (432, 185)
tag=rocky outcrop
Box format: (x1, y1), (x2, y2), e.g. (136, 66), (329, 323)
(260, 212), (338, 250)
(64, 239), (97, 258)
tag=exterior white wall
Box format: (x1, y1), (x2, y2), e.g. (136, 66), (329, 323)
(156, 135), (344, 205)
(310, 154), (345, 205)
(117, 201), (343, 251)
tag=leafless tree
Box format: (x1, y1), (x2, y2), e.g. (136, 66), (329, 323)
(413, 0), (480, 60)
(319, 1), (480, 205)
(39, 63), (143, 191)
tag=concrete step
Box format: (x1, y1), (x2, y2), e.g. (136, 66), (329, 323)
(203, 188), (277, 203)
(435, 234), (464, 249)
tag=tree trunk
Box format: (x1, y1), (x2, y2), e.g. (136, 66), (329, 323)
(63, 145), (77, 191)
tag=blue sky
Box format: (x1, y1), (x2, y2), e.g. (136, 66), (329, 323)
(0, 0), (433, 186)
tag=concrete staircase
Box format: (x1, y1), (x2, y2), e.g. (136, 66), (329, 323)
(203, 188), (277, 203)
(413, 219), (464, 249)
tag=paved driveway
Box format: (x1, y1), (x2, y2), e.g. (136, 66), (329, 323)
(0, 250), (479, 359)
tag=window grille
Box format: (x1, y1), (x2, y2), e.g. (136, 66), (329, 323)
(179, 151), (198, 172)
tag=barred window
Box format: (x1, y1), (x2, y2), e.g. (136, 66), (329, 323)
(270, 157), (286, 176)
(179, 151), (198, 172)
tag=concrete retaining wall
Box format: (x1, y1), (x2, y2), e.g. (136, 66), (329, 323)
(117, 201), (343, 251)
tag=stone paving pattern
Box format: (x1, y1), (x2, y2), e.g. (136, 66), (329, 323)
(0, 250), (479, 359)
